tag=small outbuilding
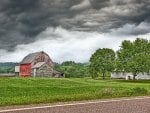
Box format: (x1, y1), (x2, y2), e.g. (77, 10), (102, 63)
(111, 72), (150, 80)
(15, 63), (20, 76)
(32, 62), (53, 77)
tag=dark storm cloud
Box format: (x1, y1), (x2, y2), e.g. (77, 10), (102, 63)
(0, 0), (81, 50)
(0, 0), (150, 51)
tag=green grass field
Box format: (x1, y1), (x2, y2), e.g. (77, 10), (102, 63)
(0, 78), (150, 106)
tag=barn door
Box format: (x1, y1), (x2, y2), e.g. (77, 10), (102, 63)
(20, 64), (31, 77)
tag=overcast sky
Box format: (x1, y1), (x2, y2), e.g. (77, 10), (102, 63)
(0, 0), (150, 63)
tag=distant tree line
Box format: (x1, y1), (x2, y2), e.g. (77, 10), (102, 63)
(55, 61), (90, 78)
(89, 38), (150, 80)
(0, 62), (16, 73)
(0, 67), (15, 73)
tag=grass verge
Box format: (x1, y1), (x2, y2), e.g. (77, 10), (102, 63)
(0, 78), (150, 106)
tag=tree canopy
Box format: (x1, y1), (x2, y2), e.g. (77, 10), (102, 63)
(116, 38), (150, 79)
(55, 61), (89, 78)
(89, 48), (115, 79)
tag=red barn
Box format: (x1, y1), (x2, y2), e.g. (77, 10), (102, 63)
(20, 51), (54, 77)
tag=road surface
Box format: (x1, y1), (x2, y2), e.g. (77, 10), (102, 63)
(0, 97), (150, 113)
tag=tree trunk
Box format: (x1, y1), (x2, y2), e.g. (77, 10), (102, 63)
(102, 73), (105, 79)
(133, 73), (137, 80)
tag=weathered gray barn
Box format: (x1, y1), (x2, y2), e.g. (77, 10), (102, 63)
(32, 62), (64, 77)
(16, 51), (64, 78)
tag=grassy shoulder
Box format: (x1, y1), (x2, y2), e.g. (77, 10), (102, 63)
(0, 77), (150, 106)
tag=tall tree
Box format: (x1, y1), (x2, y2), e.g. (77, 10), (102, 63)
(89, 48), (115, 79)
(116, 38), (150, 80)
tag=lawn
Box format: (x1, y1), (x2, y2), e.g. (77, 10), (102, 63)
(0, 77), (150, 106)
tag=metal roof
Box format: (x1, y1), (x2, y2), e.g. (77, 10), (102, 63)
(20, 51), (43, 64)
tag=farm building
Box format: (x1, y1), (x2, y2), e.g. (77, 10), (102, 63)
(111, 72), (150, 80)
(16, 51), (64, 78)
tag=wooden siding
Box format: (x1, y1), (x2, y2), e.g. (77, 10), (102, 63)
(20, 64), (31, 77)
(32, 63), (53, 77)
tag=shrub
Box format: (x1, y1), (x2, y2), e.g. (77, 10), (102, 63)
(132, 87), (148, 95)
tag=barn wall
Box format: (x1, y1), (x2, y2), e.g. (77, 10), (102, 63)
(32, 64), (54, 77)
(20, 64), (31, 77)
(136, 73), (150, 80)
(111, 72), (134, 79)
(111, 72), (126, 79)
(111, 72), (150, 80)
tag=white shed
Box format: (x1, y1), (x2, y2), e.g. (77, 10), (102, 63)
(111, 72), (150, 80)
(15, 65), (20, 75)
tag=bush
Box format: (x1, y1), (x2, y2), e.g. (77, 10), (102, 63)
(132, 87), (148, 95)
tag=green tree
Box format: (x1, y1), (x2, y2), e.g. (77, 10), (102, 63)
(55, 61), (89, 78)
(116, 38), (150, 80)
(61, 61), (76, 66)
(89, 48), (115, 79)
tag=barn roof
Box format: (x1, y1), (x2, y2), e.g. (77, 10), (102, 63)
(32, 62), (46, 69)
(53, 70), (63, 74)
(20, 51), (43, 64)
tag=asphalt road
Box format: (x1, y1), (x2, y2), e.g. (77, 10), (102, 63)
(0, 97), (150, 113)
